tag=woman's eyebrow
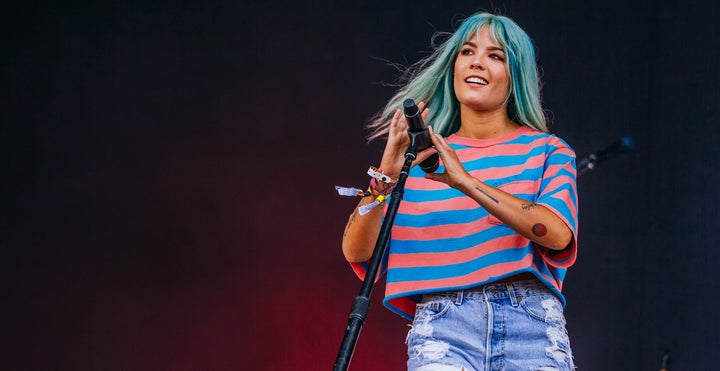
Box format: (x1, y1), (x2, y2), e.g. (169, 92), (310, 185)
(461, 41), (504, 52)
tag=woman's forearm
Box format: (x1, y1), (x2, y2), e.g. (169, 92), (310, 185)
(341, 196), (386, 263)
(459, 177), (572, 250)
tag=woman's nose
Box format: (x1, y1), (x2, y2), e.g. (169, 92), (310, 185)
(470, 59), (485, 70)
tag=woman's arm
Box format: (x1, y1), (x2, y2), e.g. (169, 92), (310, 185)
(341, 195), (386, 263)
(425, 127), (573, 250)
(341, 105), (437, 262)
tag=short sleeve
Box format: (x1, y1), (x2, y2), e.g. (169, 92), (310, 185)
(535, 135), (578, 268)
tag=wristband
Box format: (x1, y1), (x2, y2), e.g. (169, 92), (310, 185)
(367, 166), (396, 184)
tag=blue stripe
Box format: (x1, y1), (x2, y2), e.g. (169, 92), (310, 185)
(532, 252), (555, 278)
(504, 133), (548, 145)
(402, 186), (465, 202)
(463, 146), (547, 172)
(483, 168), (541, 188)
(545, 153), (575, 167)
(449, 135), (545, 151)
(543, 181), (577, 209)
(404, 167), (541, 203)
(387, 246), (532, 281)
(394, 207), (487, 228)
(541, 169), (576, 192)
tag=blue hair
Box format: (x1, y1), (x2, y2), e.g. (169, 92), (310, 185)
(367, 12), (547, 140)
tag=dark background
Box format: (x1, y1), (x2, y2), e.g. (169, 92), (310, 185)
(4, 0), (719, 370)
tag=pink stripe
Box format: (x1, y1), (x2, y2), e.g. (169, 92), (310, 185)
(388, 236), (529, 267)
(550, 188), (576, 211)
(398, 179), (541, 218)
(543, 162), (575, 179)
(491, 140), (548, 154)
(454, 136), (548, 157)
(398, 196), (478, 216)
(548, 141), (574, 156)
(494, 179), (539, 193)
(385, 259), (535, 293)
(387, 297), (416, 317)
(542, 175), (575, 196)
(406, 176), (451, 191)
(469, 164), (529, 180)
(350, 262), (383, 283)
(392, 218), (488, 240)
(537, 187), (577, 233)
(469, 158), (545, 179)
(541, 187), (577, 218)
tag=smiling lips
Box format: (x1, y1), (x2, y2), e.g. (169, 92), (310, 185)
(465, 76), (488, 85)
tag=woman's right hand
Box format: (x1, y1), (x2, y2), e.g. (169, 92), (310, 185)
(342, 102), (433, 263)
(379, 102), (431, 178)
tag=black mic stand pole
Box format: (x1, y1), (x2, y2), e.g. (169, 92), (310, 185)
(333, 133), (423, 371)
(576, 154), (597, 178)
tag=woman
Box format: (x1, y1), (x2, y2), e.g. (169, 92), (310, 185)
(342, 12), (577, 370)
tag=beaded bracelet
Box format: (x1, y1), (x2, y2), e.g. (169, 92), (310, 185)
(369, 177), (395, 196)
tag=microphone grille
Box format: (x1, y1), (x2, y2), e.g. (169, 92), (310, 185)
(403, 99), (418, 116)
(620, 136), (635, 151)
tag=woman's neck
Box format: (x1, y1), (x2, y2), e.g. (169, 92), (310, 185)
(455, 107), (520, 139)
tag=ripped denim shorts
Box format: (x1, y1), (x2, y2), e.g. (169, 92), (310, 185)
(406, 278), (575, 371)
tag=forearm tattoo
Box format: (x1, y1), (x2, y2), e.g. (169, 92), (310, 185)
(532, 223), (548, 237)
(521, 203), (536, 211)
(475, 187), (499, 204)
(343, 209), (358, 238)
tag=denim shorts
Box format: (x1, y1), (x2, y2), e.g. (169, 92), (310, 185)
(406, 279), (575, 371)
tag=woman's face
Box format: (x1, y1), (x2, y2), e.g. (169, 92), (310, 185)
(453, 26), (510, 114)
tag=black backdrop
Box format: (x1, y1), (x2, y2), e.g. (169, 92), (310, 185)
(5, 1), (720, 370)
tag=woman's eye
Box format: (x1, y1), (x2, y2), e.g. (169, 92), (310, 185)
(490, 53), (505, 61)
(460, 48), (473, 55)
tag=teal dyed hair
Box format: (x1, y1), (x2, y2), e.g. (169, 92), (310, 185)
(367, 12), (548, 141)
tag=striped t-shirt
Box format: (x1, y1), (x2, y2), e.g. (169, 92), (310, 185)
(352, 126), (578, 320)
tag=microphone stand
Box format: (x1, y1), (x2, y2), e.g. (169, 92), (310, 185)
(333, 133), (422, 371)
(660, 350), (671, 371)
(576, 136), (634, 177)
(576, 154), (597, 178)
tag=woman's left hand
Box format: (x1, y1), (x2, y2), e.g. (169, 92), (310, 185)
(423, 126), (474, 191)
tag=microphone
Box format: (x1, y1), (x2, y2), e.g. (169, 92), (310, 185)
(660, 350), (671, 371)
(577, 136), (635, 177)
(403, 99), (439, 173)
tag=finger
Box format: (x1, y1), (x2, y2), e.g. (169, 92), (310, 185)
(424, 172), (448, 185)
(428, 126), (448, 151)
(415, 146), (438, 164)
(389, 110), (407, 138)
(419, 102), (430, 121)
(390, 110), (408, 132)
(393, 108), (401, 120)
(390, 109), (402, 128)
(398, 111), (409, 129)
